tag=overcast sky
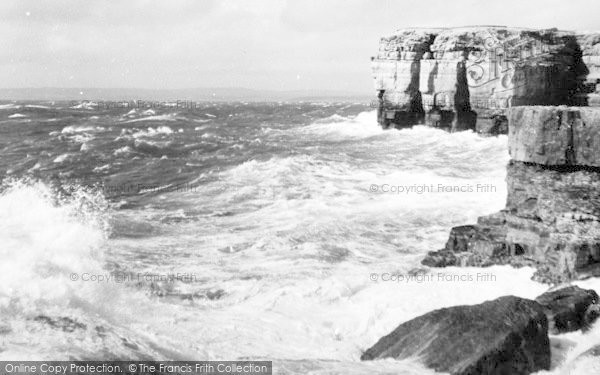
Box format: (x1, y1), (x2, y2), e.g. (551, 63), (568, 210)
(1, 0), (599, 93)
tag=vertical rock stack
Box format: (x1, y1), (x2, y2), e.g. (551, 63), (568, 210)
(372, 27), (600, 134)
(373, 29), (440, 128)
(422, 106), (600, 283)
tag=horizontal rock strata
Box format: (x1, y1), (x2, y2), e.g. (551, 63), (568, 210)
(373, 27), (600, 133)
(423, 106), (600, 282)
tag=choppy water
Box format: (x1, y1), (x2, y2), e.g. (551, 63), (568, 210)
(0, 101), (598, 373)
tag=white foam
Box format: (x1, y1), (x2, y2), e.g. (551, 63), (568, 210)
(0, 180), (107, 310)
(0, 104), (21, 110)
(53, 153), (71, 163)
(122, 114), (177, 124)
(131, 126), (174, 138)
(61, 125), (105, 134)
(125, 117), (538, 371)
(70, 102), (97, 110)
(113, 146), (133, 156)
(297, 111), (385, 139)
(0, 180), (181, 360)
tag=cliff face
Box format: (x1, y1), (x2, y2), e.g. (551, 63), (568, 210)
(577, 33), (600, 106)
(372, 27), (600, 133)
(422, 106), (600, 283)
(373, 29), (440, 124)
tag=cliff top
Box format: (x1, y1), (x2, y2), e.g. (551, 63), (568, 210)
(378, 26), (600, 58)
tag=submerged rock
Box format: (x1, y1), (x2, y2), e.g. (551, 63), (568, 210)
(361, 296), (550, 375)
(535, 286), (600, 334)
(33, 315), (87, 332)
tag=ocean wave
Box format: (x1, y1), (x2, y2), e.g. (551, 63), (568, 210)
(0, 104), (21, 110)
(113, 145), (134, 156)
(114, 127), (175, 143)
(61, 125), (106, 134)
(70, 102), (97, 110)
(132, 139), (174, 156)
(0, 180), (184, 360)
(0, 180), (107, 325)
(297, 111), (385, 139)
(53, 153), (72, 163)
(5, 102), (591, 371)
(314, 113), (348, 123)
(121, 114), (178, 124)
(134, 126), (174, 136)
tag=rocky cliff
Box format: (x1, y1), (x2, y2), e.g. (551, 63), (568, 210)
(422, 106), (600, 283)
(372, 27), (600, 133)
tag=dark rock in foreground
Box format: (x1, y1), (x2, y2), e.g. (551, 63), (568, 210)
(361, 296), (550, 375)
(535, 286), (600, 334)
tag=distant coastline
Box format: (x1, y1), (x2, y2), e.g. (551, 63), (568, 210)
(0, 87), (372, 103)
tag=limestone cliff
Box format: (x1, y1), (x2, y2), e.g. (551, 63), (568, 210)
(422, 106), (600, 283)
(577, 33), (600, 106)
(372, 27), (600, 134)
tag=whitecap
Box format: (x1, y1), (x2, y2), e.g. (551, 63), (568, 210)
(0, 104), (20, 110)
(122, 114), (177, 124)
(61, 125), (105, 134)
(298, 111), (384, 139)
(113, 146), (133, 156)
(131, 126), (174, 138)
(70, 102), (97, 110)
(53, 153), (71, 163)
(93, 164), (111, 172)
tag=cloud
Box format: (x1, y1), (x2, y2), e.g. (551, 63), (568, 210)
(0, 0), (599, 92)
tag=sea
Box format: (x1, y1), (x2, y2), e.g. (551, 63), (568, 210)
(0, 101), (599, 374)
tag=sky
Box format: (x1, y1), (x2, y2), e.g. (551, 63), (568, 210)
(1, 0), (599, 94)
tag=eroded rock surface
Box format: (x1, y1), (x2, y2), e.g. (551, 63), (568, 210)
(423, 106), (600, 282)
(509, 106), (600, 167)
(535, 286), (599, 334)
(373, 27), (600, 132)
